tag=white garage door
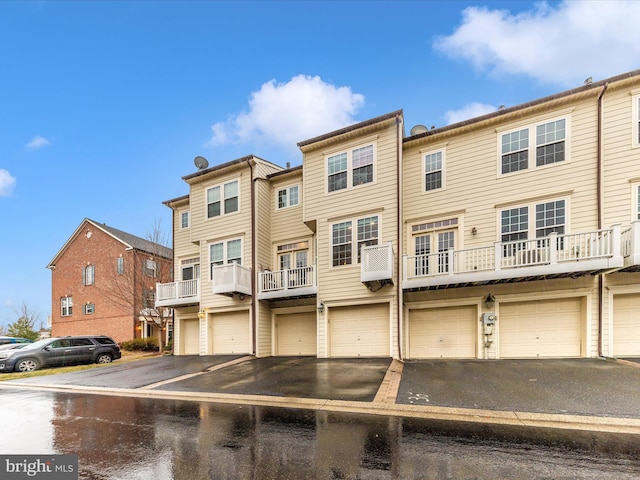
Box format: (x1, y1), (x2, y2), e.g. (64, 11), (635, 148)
(181, 319), (200, 355)
(276, 312), (317, 356)
(212, 311), (250, 354)
(408, 305), (477, 359)
(613, 293), (640, 356)
(499, 298), (582, 358)
(329, 304), (389, 357)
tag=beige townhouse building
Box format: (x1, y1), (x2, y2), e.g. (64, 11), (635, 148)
(159, 69), (640, 360)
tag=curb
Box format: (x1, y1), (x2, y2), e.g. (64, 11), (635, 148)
(3, 382), (640, 436)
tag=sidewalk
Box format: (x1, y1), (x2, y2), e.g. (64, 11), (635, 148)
(3, 355), (640, 435)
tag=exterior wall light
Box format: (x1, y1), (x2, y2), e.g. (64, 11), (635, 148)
(484, 293), (495, 309)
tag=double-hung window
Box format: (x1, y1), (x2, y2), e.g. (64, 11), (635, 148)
(331, 215), (379, 266)
(536, 119), (566, 166)
(500, 117), (567, 174)
(424, 150), (444, 192)
(328, 153), (348, 192)
(143, 290), (155, 309)
(277, 185), (299, 209)
(209, 239), (242, 278)
(206, 180), (239, 218)
(327, 143), (375, 193)
(357, 216), (379, 262)
(143, 259), (157, 277)
(352, 145), (374, 186)
(500, 199), (566, 256)
(61, 297), (73, 316)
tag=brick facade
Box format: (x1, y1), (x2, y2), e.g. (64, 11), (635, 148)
(49, 220), (172, 344)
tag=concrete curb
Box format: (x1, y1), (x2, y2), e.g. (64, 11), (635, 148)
(3, 382), (640, 436)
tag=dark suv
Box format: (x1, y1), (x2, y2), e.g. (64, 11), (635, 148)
(0, 335), (121, 373)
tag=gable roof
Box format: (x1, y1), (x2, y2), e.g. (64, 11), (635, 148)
(47, 218), (172, 269)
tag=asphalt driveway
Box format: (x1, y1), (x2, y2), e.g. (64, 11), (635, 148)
(5, 355), (241, 389)
(6, 355), (640, 419)
(397, 358), (640, 418)
(154, 356), (392, 401)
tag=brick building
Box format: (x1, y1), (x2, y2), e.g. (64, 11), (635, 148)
(47, 219), (173, 344)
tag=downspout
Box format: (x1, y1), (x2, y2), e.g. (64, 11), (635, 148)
(597, 82), (609, 357)
(247, 159), (257, 356)
(396, 113), (403, 360)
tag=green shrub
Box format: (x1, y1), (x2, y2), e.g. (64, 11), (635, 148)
(163, 340), (173, 352)
(120, 337), (159, 352)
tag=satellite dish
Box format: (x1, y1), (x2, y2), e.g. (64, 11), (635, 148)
(194, 156), (209, 170)
(410, 124), (428, 136)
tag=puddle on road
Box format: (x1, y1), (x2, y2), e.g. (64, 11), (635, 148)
(2, 389), (640, 480)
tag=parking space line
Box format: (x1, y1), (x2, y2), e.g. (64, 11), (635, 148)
(142, 355), (254, 390)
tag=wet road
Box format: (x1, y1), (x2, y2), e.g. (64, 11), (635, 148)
(3, 388), (640, 480)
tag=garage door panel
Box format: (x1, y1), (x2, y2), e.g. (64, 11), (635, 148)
(500, 298), (582, 358)
(613, 293), (640, 356)
(409, 306), (477, 359)
(277, 312), (317, 356)
(329, 304), (389, 357)
(212, 311), (250, 354)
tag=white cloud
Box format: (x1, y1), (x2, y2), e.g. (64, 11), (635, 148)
(434, 1), (640, 87)
(205, 75), (365, 150)
(0, 169), (16, 197)
(25, 135), (51, 149)
(445, 102), (497, 125)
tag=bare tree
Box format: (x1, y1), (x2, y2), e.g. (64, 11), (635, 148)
(99, 219), (173, 352)
(7, 303), (40, 341)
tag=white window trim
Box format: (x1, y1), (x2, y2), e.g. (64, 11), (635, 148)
(633, 94), (640, 149)
(61, 297), (73, 317)
(276, 184), (301, 209)
(209, 237), (243, 280)
(330, 214), (381, 268)
(325, 142), (377, 194)
(497, 197), (570, 242)
(83, 264), (94, 286)
(631, 182), (640, 222)
(411, 221), (459, 255)
(179, 210), (190, 229)
(205, 178), (240, 219)
(422, 148), (446, 193)
(497, 115), (570, 177)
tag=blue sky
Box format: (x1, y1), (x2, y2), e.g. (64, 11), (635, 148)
(1, 0), (639, 329)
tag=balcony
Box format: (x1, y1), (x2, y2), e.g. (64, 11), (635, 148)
(403, 226), (623, 290)
(257, 265), (317, 300)
(155, 279), (200, 307)
(212, 263), (252, 297)
(622, 221), (640, 270)
(361, 242), (394, 287)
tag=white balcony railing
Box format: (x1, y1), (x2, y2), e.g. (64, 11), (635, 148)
(622, 220), (640, 268)
(212, 263), (252, 296)
(361, 242), (394, 283)
(155, 279), (200, 307)
(404, 225), (623, 289)
(257, 265), (317, 300)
